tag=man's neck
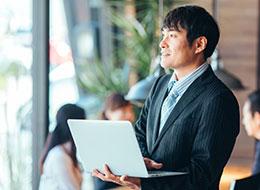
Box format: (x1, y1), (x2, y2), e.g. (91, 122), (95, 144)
(174, 59), (205, 80)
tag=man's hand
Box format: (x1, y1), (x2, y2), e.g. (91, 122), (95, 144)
(92, 158), (162, 190)
(92, 164), (141, 190)
(143, 157), (163, 170)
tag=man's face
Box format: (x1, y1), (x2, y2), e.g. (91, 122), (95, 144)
(159, 27), (196, 70)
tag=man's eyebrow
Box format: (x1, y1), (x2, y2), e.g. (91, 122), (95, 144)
(168, 28), (178, 31)
(160, 27), (178, 32)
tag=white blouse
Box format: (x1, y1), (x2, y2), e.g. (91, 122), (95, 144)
(39, 145), (82, 190)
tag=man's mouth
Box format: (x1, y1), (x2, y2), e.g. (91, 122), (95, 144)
(161, 53), (171, 56)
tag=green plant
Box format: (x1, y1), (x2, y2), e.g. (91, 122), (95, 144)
(78, 0), (187, 98)
(106, 0), (178, 80)
(77, 59), (129, 99)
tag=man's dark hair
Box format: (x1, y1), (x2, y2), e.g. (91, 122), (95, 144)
(248, 89), (260, 115)
(162, 5), (220, 60)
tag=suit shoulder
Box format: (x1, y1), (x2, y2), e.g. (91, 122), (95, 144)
(150, 74), (171, 92)
(205, 76), (238, 106)
(157, 73), (171, 84)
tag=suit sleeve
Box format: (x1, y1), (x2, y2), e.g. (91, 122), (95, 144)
(140, 91), (240, 190)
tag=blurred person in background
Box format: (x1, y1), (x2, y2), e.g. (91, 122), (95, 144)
(94, 92), (135, 190)
(243, 89), (260, 174)
(100, 92), (135, 123)
(39, 103), (86, 190)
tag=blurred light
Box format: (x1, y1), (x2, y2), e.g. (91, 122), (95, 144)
(211, 50), (245, 90)
(125, 75), (156, 107)
(125, 64), (165, 107)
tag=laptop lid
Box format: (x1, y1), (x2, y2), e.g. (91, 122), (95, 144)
(68, 119), (149, 177)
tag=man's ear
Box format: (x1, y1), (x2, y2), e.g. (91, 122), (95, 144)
(194, 36), (207, 54)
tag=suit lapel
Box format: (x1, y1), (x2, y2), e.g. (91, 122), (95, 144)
(151, 67), (214, 155)
(151, 75), (171, 145)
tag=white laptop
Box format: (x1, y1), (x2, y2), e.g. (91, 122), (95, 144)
(67, 119), (187, 178)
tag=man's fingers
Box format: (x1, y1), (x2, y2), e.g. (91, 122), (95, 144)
(93, 166), (141, 189)
(92, 169), (105, 181)
(143, 157), (163, 169)
(92, 167), (120, 184)
(120, 175), (130, 183)
(103, 164), (114, 178)
(120, 175), (135, 185)
(143, 157), (152, 167)
(103, 164), (122, 184)
(120, 175), (140, 189)
(151, 161), (163, 169)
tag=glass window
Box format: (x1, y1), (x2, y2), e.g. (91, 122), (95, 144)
(49, 0), (79, 130)
(0, 0), (32, 189)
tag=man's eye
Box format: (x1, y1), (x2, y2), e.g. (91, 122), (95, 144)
(170, 34), (177, 38)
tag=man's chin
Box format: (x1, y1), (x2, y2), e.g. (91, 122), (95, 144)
(160, 62), (170, 69)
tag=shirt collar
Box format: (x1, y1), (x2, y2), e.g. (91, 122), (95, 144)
(168, 63), (209, 97)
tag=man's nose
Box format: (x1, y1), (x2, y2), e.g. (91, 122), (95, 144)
(159, 38), (168, 49)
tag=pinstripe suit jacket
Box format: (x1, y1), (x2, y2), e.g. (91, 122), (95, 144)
(135, 66), (240, 190)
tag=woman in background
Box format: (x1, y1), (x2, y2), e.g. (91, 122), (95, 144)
(100, 93), (135, 122)
(243, 89), (260, 174)
(94, 93), (135, 190)
(39, 103), (86, 190)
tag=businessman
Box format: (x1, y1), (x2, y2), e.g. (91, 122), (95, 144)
(92, 5), (240, 190)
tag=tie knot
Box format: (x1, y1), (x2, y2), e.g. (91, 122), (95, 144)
(167, 80), (176, 92)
